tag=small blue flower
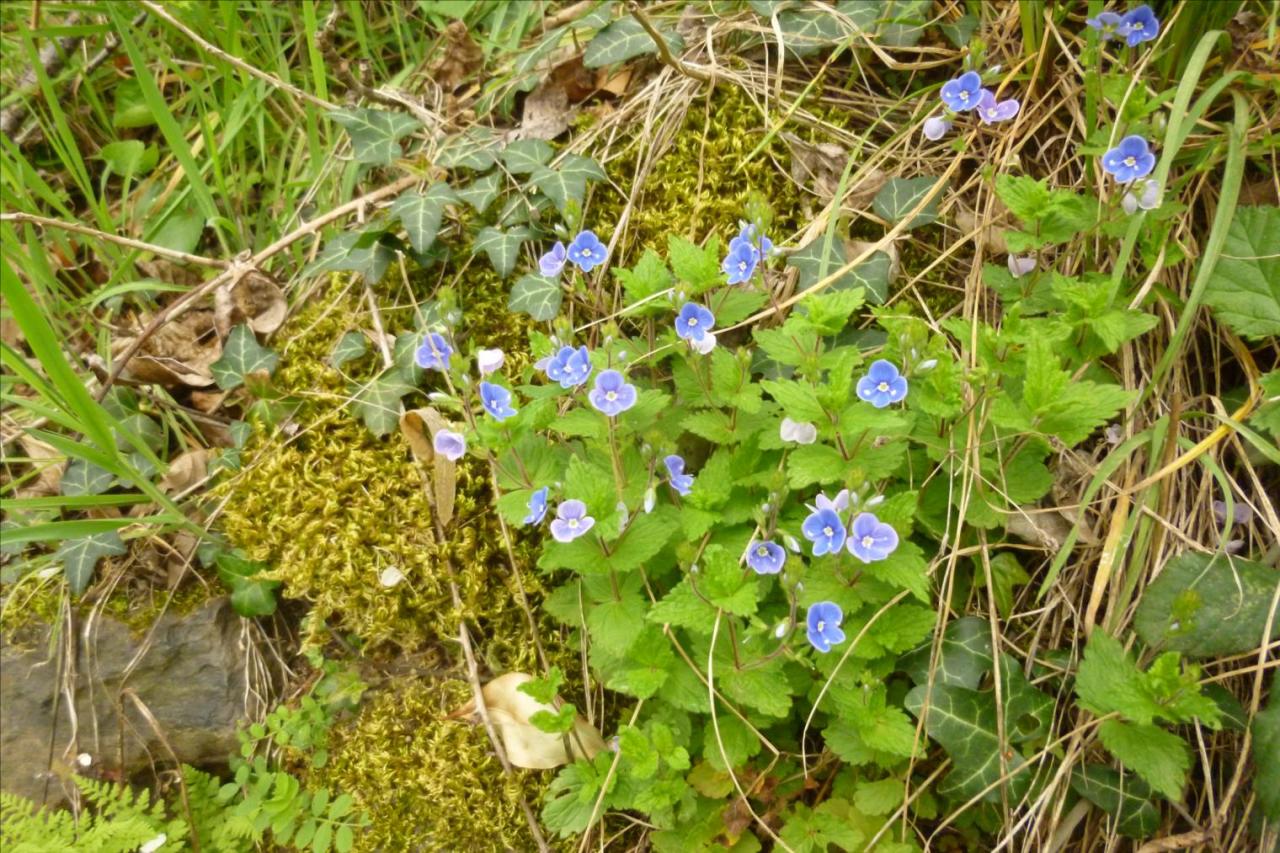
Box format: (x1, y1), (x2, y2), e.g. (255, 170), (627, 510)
(802, 507), (846, 556)
(1086, 10), (1129, 41)
(433, 429), (466, 461)
(846, 512), (899, 563)
(539, 241), (567, 277)
(1121, 4), (1159, 46)
(815, 489), (850, 514)
(414, 333), (453, 372)
(675, 303), (715, 342)
(588, 369), (637, 417)
(747, 540), (786, 575)
(721, 240), (759, 285)
(730, 222), (773, 258)
(857, 360), (909, 408)
(550, 499), (594, 542)
(976, 90), (1020, 124)
(806, 601), (846, 653)
(663, 454), (694, 496)
(524, 486), (549, 525)
(479, 382), (517, 421)
(540, 345), (592, 388)
(568, 230), (607, 272)
(940, 71), (985, 112)
(1102, 135), (1156, 183)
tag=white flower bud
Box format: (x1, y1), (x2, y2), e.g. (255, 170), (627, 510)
(1007, 254), (1036, 278)
(476, 348), (504, 376)
(917, 358), (938, 372)
(785, 535), (801, 553)
(774, 622), (789, 639)
(691, 332), (717, 355)
(379, 567), (405, 588)
(865, 494), (885, 508)
(140, 836), (167, 853)
(922, 115), (952, 141)
(643, 486), (657, 514)
(780, 417), (818, 445)
(76, 753), (93, 768)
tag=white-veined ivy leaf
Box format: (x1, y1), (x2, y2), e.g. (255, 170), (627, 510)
(1070, 765), (1161, 838)
(873, 176), (942, 229)
(330, 108), (421, 165)
(210, 325), (279, 390)
(115, 412), (164, 453)
(436, 127), (500, 170)
(390, 182), (456, 254)
(787, 236), (891, 302)
(502, 139), (554, 175)
(583, 17), (684, 69)
(350, 370), (414, 437)
(874, 0), (932, 48)
(900, 616), (993, 689)
(774, 9), (845, 55)
(454, 171), (502, 214)
(509, 274), (563, 321)
(60, 460), (117, 496)
(393, 332), (426, 384)
(58, 531), (128, 595)
(329, 331), (369, 371)
(301, 229), (397, 284)
(1255, 678), (1280, 821)
(473, 226), (531, 277)
(529, 155), (607, 215)
(1202, 205), (1280, 340)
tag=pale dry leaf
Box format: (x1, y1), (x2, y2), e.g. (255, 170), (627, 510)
(16, 434), (65, 497)
(595, 67), (632, 97)
(450, 672), (607, 770)
(955, 207), (1008, 254)
(214, 270), (287, 337)
(399, 407), (457, 527)
(1006, 506), (1092, 551)
(115, 309), (220, 387)
(158, 448), (210, 494)
(518, 82), (573, 141)
(429, 20), (484, 91)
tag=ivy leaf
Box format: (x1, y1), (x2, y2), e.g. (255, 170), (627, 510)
(529, 155), (607, 216)
(58, 531), (128, 595)
(873, 176), (941, 229)
(1097, 719), (1189, 801)
(787, 237), (891, 303)
(302, 229), (397, 284)
(900, 616), (993, 689)
(329, 331), (369, 371)
(330, 108), (420, 165)
(211, 325), (279, 390)
(215, 551), (281, 618)
(390, 183), (456, 253)
(1070, 765), (1161, 838)
(667, 235), (722, 293)
(473, 225), (531, 277)
(1254, 678), (1280, 821)
(60, 460), (116, 496)
(583, 17), (684, 68)
(350, 369), (414, 437)
(1202, 205), (1280, 340)
(501, 139), (554, 175)
(508, 274), (562, 321)
(454, 171), (502, 214)
(1134, 552), (1280, 658)
(436, 127), (500, 170)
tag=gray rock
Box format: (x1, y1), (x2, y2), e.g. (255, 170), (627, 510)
(0, 596), (253, 804)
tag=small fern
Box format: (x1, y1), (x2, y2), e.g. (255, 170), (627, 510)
(0, 777), (185, 853)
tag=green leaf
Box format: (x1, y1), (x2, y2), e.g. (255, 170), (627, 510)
(98, 139), (157, 177)
(786, 443), (846, 488)
(862, 540), (930, 603)
(904, 683), (1030, 802)
(530, 703), (578, 734)
(473, 225), (530, 277)
(698, 546), (757, 616)
(543, 756), (609, 836)
(787, 237), (891, 302)
(330, 107), (420, 165)
(760, 378), (826, 421)
(854, 778), (905, 816)
(1202, 205), (1280, 340)
(302, 229), (396, 284)
(583, 16), (684, 68)
(60, 460), (116, 496)
(517, 667), (565, 704)
(57, 532), (127, 595)
(229, 575), (282, 617)
(502, 139), (554, 174)
(702, 715), (762, 773)
(975, 552), (1030, 619)
(588, 593), (649, 655)
(1254, 677), (1280, 821)
(1097, 719), (1189, 801)
(329, 331), (369, 371)
(1074, 632), (1166, 725)
(615, 249), (673, 312)
(901, 616), (993, 689)
(350, 370), (414, 437)
(1135, 552), (1280, 658)
(112, 79), (154, 128)
(873, 177), (942, 229)
(648, 576), (714, 633)
(779, 800), (864, 853)
(1070, 765), (1161, 838)
(454, 171), (502, 214)
(718, 662), (792, 718)
(995, 175), (1052, 223)
(596, 625), (674, 699)
(390, 182), (456, 253)
(667, 235), (722, 294)
(436, 127), (500, 170)
(508, 274), (562, 321)
(211, 325), (278, 390)
(529, 155), (607, 216)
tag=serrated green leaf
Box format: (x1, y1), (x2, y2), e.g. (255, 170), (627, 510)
(350, 370), (414, 437)
(786, 443), (846, 488)
(1097, 719), (1188, 801)
(211, 325), (279, 390)
(60, 460), (116, 496)
(530, 703), (578, 734)
(508, 273), (562, 320)
(1203, 205), (1280, 340)
(873, 176), (941, 229)
(1070, 765), (1161, 838)
(583, 17), (684, 68)
(667, 235), (722, 294)
(57, 531), (128, 595)
(1074, 632), (1166, 725)
(995, 174), (1052, 223)
(517, 666), (565, 704)
(390, 183), (456, 253)
(588, 593), (648, 656)
(330, 108), (420, 165)
(502, 138), (554, 174)
(615, 249), (673, 312)
(529, 155), (607, 215)
(854, 778), (905, 816)
(454, 170), (502, 214)
(473, 225), (530, 277)
(698, 546), (757, 616)
(329, 331), (369, 370)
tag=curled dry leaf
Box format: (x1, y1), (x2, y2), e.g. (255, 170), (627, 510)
(16, 434), (65, 498)
(399, 407), (457, 528)
(429, 20), (484, 92)
(519, 82), (573, 142)
(449, 672), (607, 770)
(956, 207), (1008, 254)
(158, 448), (211, 495)
(114, 309), (220, 387)
(1006, 505), (1092, 551)
(214, 270), (287, 337)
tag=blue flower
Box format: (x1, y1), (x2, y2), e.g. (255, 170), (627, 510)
(479, 382), (517, 421)
(976, 90), (1020, 124)
(675, 303), (715, 342)
(550, 499), (594, 542)
(539, 241), (567, 277)
(588, 369), (637, 417)
(721, 240), (759, 285)
(1121, 4), (1159, 46)
(806, 601), (846, 653)
(815, 490), (850, 514)
(802, 507), (846, 556)
(524, 486), (549, 525)
(541, 345), (593, 388)
(433, 429), (466, 461)
(846, 512), (899, 563)
(1086, 10), (1129, 40)
(568, 230), (607, 272)
(663, 454), (694, 496)
(940, 71), (985, 112)
(414, 332), (453, 372)
(1102, 135), (1156, 183)
(747, 540), (786, 575)
(730, 222), (773, 257)
(856, 360), (909, 408)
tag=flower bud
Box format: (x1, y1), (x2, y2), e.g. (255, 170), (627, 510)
(922, 115), (952, 141)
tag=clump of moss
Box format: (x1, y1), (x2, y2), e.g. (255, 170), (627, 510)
(317, 677), (560, 852)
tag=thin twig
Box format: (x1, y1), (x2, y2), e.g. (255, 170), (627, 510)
(0, 13), (82, 137)
(0, 212), (230, 269)
(627, 2), (715, 83)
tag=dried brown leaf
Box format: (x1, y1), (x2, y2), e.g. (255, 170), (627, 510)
(214, 271), (287, 337)
(16, 434), (65, 497)
(158, 448), (210, 495)
(399, 407), (457, 527)
(429, 20), (484, 91)
(114, 309), (220, 388)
